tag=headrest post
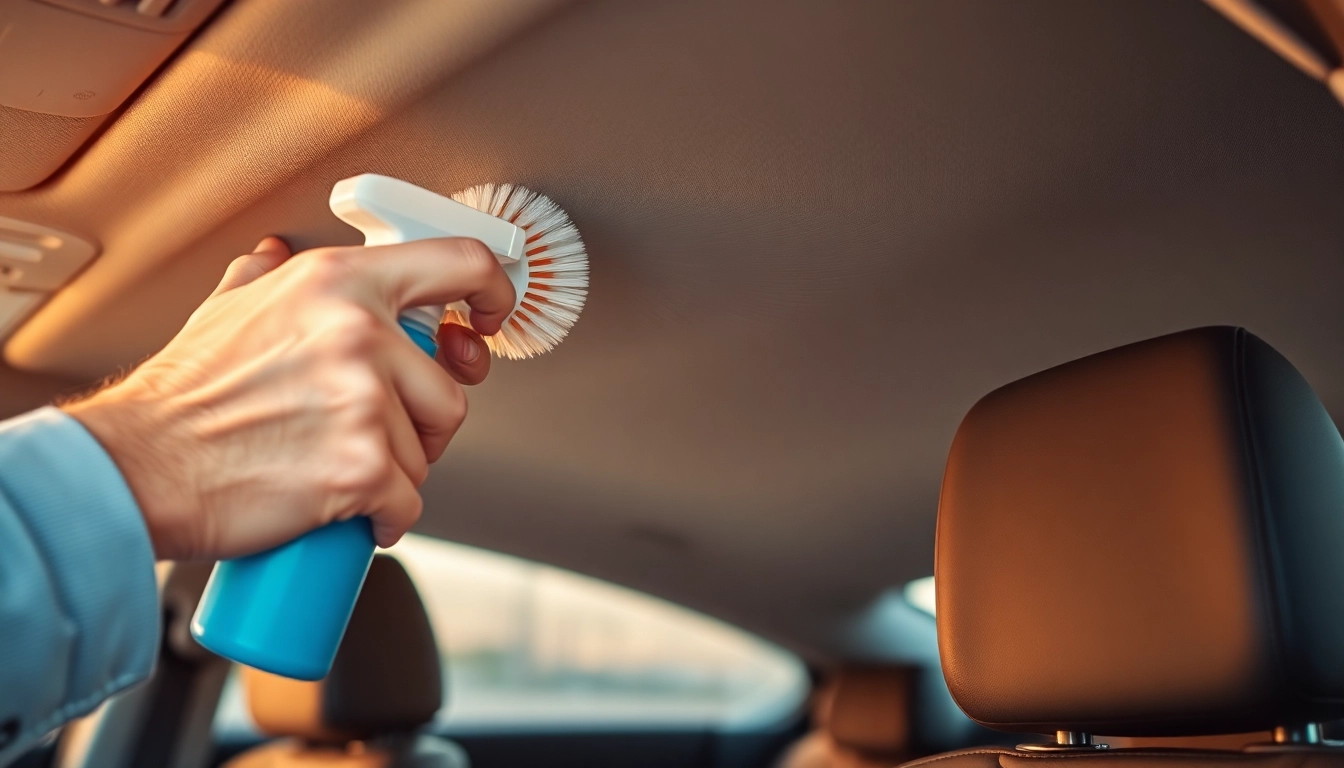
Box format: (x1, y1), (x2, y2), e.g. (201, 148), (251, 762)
(1057, 732), (1094, 746)
(1272, 724), (1322, 745)
(1016, 732), (1108, 752)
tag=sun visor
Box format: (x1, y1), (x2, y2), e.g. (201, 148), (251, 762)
(0, 0), (227, 191)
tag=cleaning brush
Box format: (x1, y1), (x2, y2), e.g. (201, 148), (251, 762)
(446, 184), (588, 359)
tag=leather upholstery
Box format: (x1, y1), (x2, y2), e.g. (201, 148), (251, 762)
(777, 665), (917, 768)
(828, 666), (916, 756)
(937, 326), (1344, 736)
(229, 555), (464, 768)
(1102, 734), (1271, 750)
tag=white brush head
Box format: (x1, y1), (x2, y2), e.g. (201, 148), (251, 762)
(330, 174), (588, 360)
(445, 183), (589, 360)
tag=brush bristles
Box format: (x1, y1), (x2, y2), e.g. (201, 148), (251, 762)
(446, 183), (588, 360)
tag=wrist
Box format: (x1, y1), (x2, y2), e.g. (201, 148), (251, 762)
(63, 380), (197, 560)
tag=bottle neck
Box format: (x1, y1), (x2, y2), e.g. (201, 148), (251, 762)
(397, 312), (441, 357)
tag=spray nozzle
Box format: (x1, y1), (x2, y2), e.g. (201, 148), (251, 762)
(329, 174), (529, 335)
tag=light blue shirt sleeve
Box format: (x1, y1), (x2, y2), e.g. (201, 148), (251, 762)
(0, 406), (159, 766)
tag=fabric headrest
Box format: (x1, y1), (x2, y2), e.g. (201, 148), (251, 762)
(822, 665), (916, 756)
(244, 555), (442, 741)
(936, 326), (1344, 736)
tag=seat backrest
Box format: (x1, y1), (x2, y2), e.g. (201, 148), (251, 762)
(907, 327), (1344, 768)
(224, 555), (467, 768)
(777, 665), (917, 768)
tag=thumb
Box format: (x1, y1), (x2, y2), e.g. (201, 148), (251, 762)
(211, 236), (292, 297)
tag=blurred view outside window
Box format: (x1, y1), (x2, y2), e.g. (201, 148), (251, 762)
(904, 575), (936, 617)
(215, 534), (806, 734)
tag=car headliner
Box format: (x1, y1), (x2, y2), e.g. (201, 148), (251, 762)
(1, 0), (1342, 665)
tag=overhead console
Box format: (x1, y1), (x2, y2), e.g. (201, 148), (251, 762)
(0, 216), (97, 340)
(0, 0), (228, 191)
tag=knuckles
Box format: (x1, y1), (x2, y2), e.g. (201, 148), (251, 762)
(163, 238), (497, 556)
(234, 242), (481, 510)
(444, 380), (468, 425)
(323, 434), (396, 495)
(450, 238), (501, 283)
(296, 247), (360, 289)
(328, 309), (388, 358)
(333, 370), (390, 425)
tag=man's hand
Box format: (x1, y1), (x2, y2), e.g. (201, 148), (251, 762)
(63, 236), (515, 561)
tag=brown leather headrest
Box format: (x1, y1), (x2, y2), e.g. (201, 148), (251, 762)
(937, 326), (1344, 736)
(244, 555), (442, 742)
(821, 665), (916, 756)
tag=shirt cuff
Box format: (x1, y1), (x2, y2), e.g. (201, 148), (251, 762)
(0, 406), (159, 727)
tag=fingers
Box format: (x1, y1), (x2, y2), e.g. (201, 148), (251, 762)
(366, 469), (423, 548)
(384, 389), (430, 486)
(385, 337), (468, 463)
(212, 237), (292, 297)
(284, 236), (504, 551)
(362, 355), (457, 548)
(436, 322), (491, 386)
(343, 238), (516, 336)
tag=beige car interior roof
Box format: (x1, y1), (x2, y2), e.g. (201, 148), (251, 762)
(2, 0), (1342, 662)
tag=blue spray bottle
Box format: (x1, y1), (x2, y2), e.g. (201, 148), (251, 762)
(191, 174), (531, 680)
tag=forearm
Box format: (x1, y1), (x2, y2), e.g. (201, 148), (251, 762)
(0, 407), (159, 766)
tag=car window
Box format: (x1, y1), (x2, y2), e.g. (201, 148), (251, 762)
(904, 575), (936, 616)
(214, 534), (807, 735)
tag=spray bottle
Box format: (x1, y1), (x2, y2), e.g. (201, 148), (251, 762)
(191, 174), (586, 680)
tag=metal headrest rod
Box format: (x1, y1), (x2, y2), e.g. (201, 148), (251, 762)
(1244, 723), (1342, 753)
(1273, 724), (1322, 745)
(1017, 732), (1109, 752)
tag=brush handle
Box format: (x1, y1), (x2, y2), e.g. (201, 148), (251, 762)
(190, 317), (437, 680)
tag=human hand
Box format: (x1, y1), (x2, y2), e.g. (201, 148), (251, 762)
(63, 236), (514, 560)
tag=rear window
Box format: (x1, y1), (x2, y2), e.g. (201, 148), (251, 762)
(215, 534), (806, 734)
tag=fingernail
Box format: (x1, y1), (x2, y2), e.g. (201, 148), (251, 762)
(458, 335), (480, 362)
